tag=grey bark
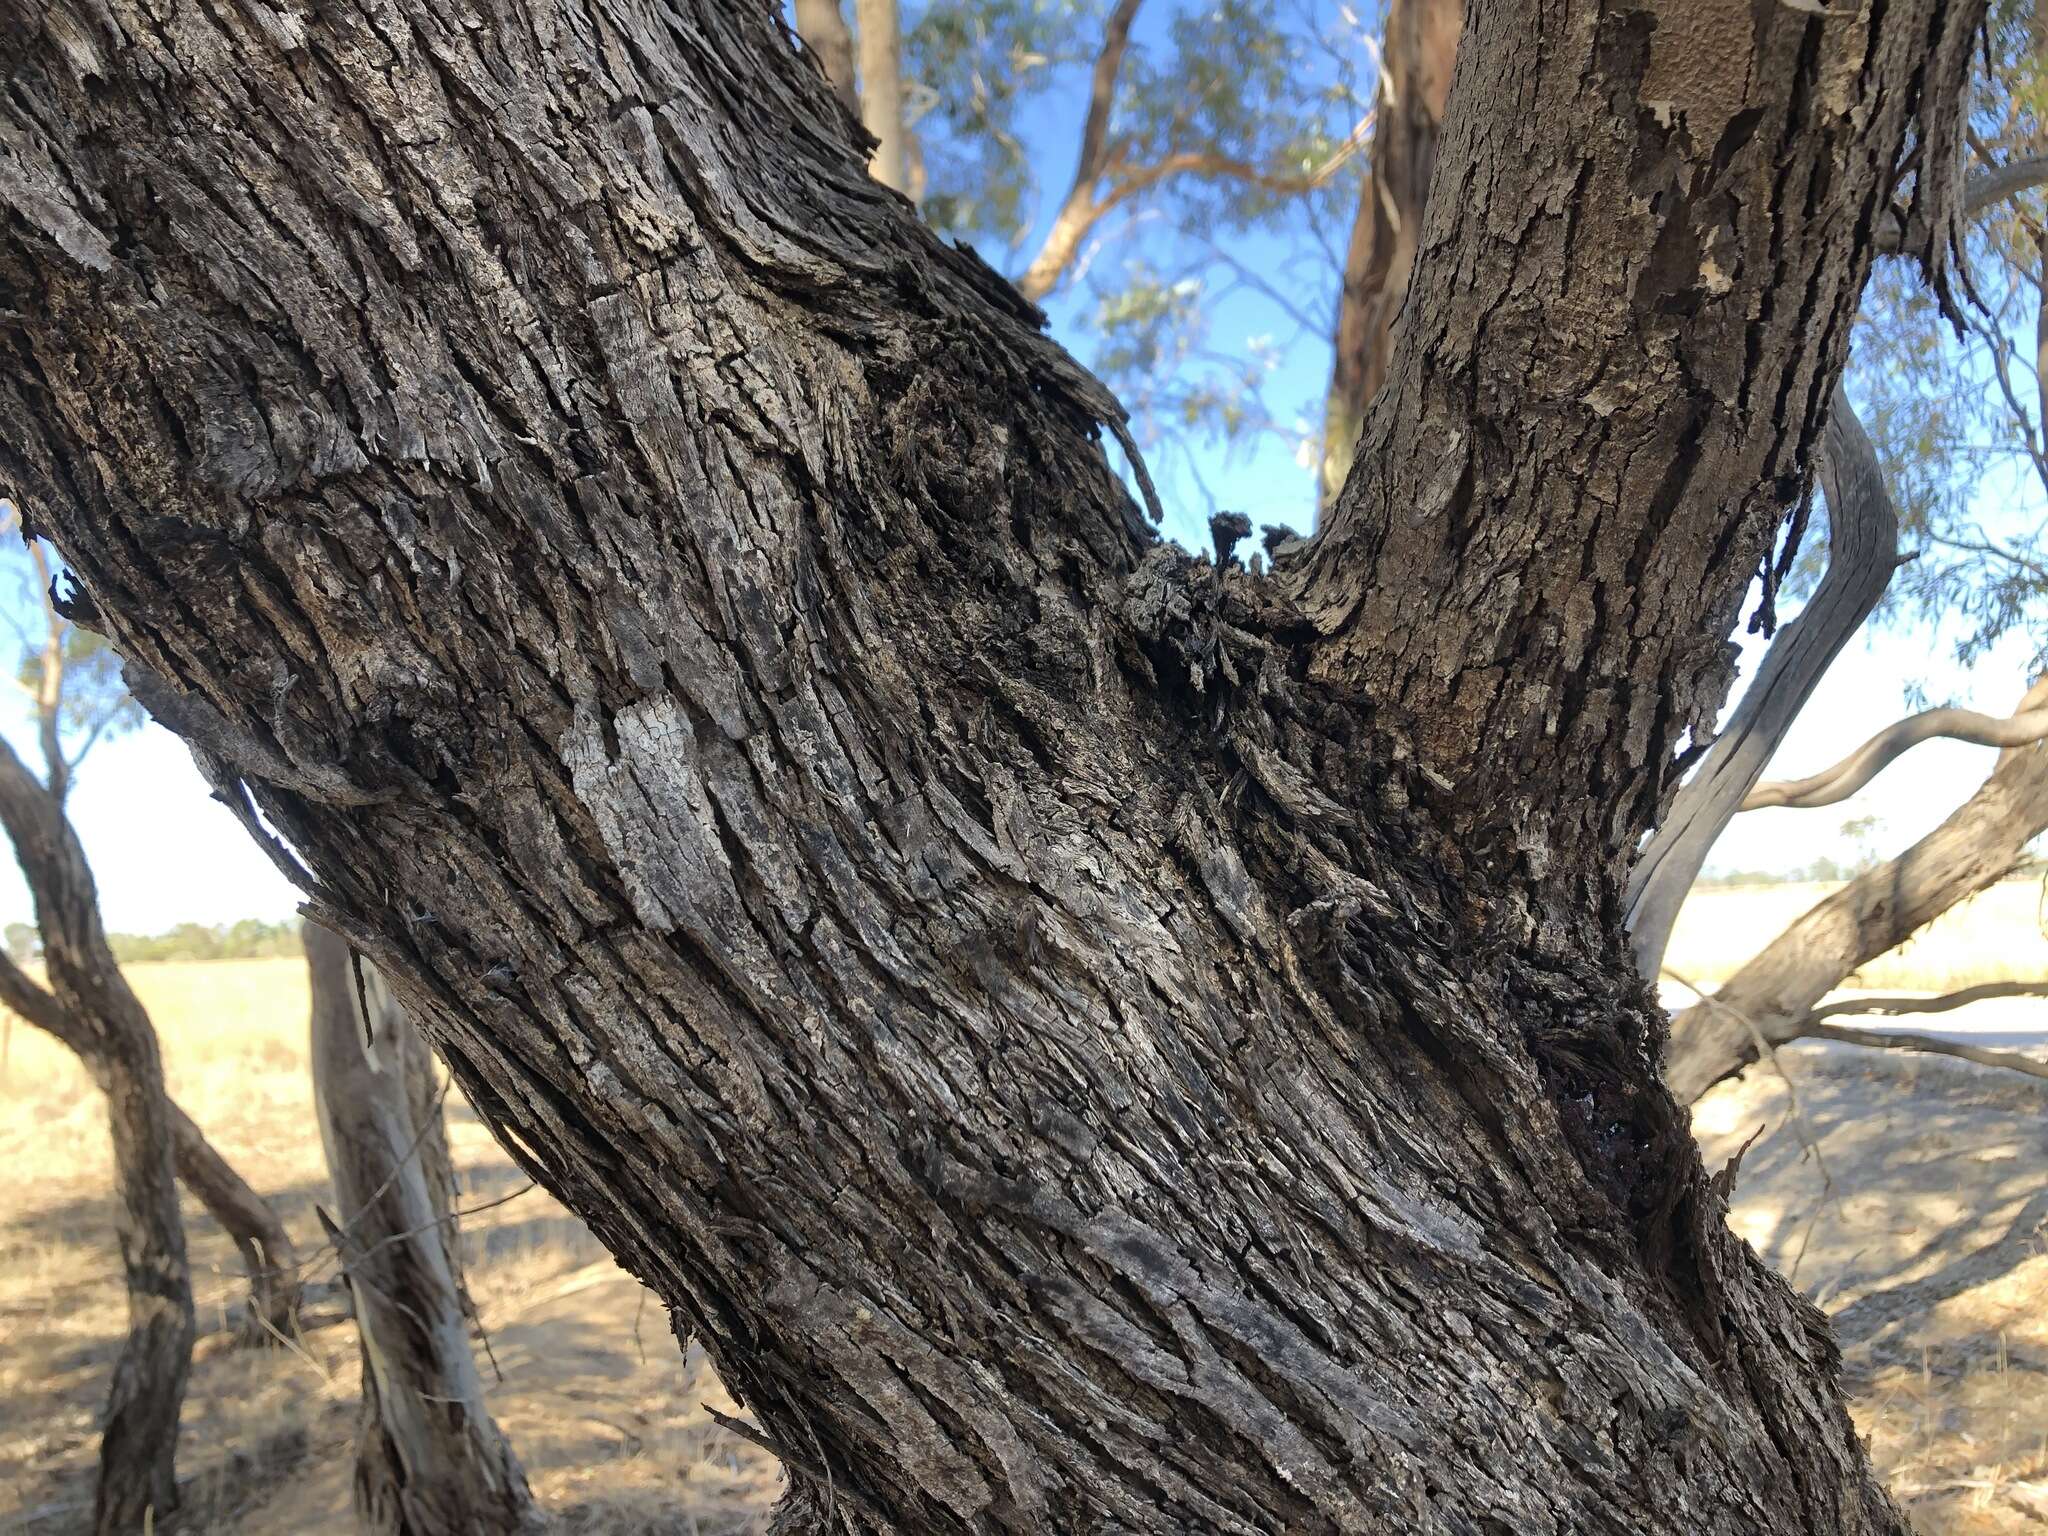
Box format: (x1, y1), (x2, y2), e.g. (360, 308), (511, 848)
(1665, 678), (2048, 1103)
(307, 923), (540, 1536)
(0, 953), (303, 1345)
(0, 1), (1989, 1529)
(1626, 388), (1901, 976)
(0, 736), (191, 1532)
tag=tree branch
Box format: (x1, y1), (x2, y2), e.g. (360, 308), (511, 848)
(1806, 980), (2048, 1022)
(1666, 677), (2048, 1102)
(1804, 1021), (2048, 1081)
(1627, 386), (1900, 975)
(1742, 700), (2048, 811)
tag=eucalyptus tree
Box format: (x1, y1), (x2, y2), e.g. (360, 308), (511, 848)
(0, 1), (1994, 1530)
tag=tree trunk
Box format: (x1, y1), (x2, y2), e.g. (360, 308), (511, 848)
(307, 923), (540, 1536)
(854, 0), (909, 195)
(1665, 679), (2048, 1103)
(793, 0), (860, 120)
(1625, 387), (1901, 977)
(0, 740), (191, 1532)
(1317, 0), (1460, 510)
(0, 1), (1987, 1529)
(0, 951), (302, 1343)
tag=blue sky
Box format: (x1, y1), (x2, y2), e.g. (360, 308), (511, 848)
(1, 2), (2040, 934)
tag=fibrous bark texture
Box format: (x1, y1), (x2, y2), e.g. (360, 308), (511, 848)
(0, 953), (302, 1344)
(1665, 680), (2048, 1104)
(1317, 0), (1460, 509)
(307, 924), (540, 1536)
(0, 1), (1987, 1530)
(0, 740), (191, 1531)
(1625, 386), (1900, 977)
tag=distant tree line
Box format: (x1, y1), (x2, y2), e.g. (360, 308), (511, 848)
(4, 917), (302, 965)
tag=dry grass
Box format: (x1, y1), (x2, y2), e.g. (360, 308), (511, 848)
(1666, 876), (2048, 992)
(2, 945), (2045, 1531)
(0, 959), (780, 1534)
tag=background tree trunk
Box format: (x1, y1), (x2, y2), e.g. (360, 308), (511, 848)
(0, 951), (301, 1342)
(0, 738), (191, 1532)
(854, 0), (909, 195)
(1665, 678), (2048, 1102)
(793, 0), (860, 119)
(307, 923), (540, 1536)
(1317, 0), (1460, 510)
(0, 0), (1988, 1528)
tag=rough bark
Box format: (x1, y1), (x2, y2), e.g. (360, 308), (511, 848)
(854, 0), (909, 195)
(1317, 0), (1460, 510)
(307, 923), (539, 1536)
(0, 953), (302, 1343)
(1665, 679), (2048, 1103)
(1625, 388), (1900, 975)
(793, 0), (860, 120)
(0, 738), (191, 1531)
(0, 1), (1987, 1530)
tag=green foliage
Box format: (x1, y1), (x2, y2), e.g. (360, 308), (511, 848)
(4, 922), (34, 965)
(907, 0), (1374, 504)
(106, 919), (304, 964)
(1845, 0), (2048, 672)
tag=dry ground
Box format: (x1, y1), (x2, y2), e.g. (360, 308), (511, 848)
(0, 959), (780, 1534)
(1, 882), (2045, 1532)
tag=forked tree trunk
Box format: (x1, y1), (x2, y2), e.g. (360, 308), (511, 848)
(306, 924), (540, 1535)
(0, 739), (191, 1531)
(1317, 0), (1460, 509)
(0, 1), (1989, 1529)
(0, 954), (302, 1343)
(1666, 680), (2048, 1103)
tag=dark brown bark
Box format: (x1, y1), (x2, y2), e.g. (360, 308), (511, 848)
(0, 738), (191, 1532)
(1317, 0), (1460, 509)
(307, 924), (540, 1536)
(1665, 679), (2048, 1103)
(0, 1), (1988, 1529)
(0, 953), (303, 1343)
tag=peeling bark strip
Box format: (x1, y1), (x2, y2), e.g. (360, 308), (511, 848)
(0, 1), (1983, 1531)
(308, 925), (539, 1536)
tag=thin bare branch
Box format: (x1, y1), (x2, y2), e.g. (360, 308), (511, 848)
(1805, 1021), (2048, 1080)
(1742, 702), (2048, 811)
(1806, 980), (2048, 1021)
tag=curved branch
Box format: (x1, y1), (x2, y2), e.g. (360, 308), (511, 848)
(1742, 702), (2048, 810)
(1627, 386), (1900, 976)
(1804, 1021), (2048, 1081)
(0, 952), (303, 1339)
(1809, 980), (2048, 1021)
(1665, 677), (2048, 1102)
